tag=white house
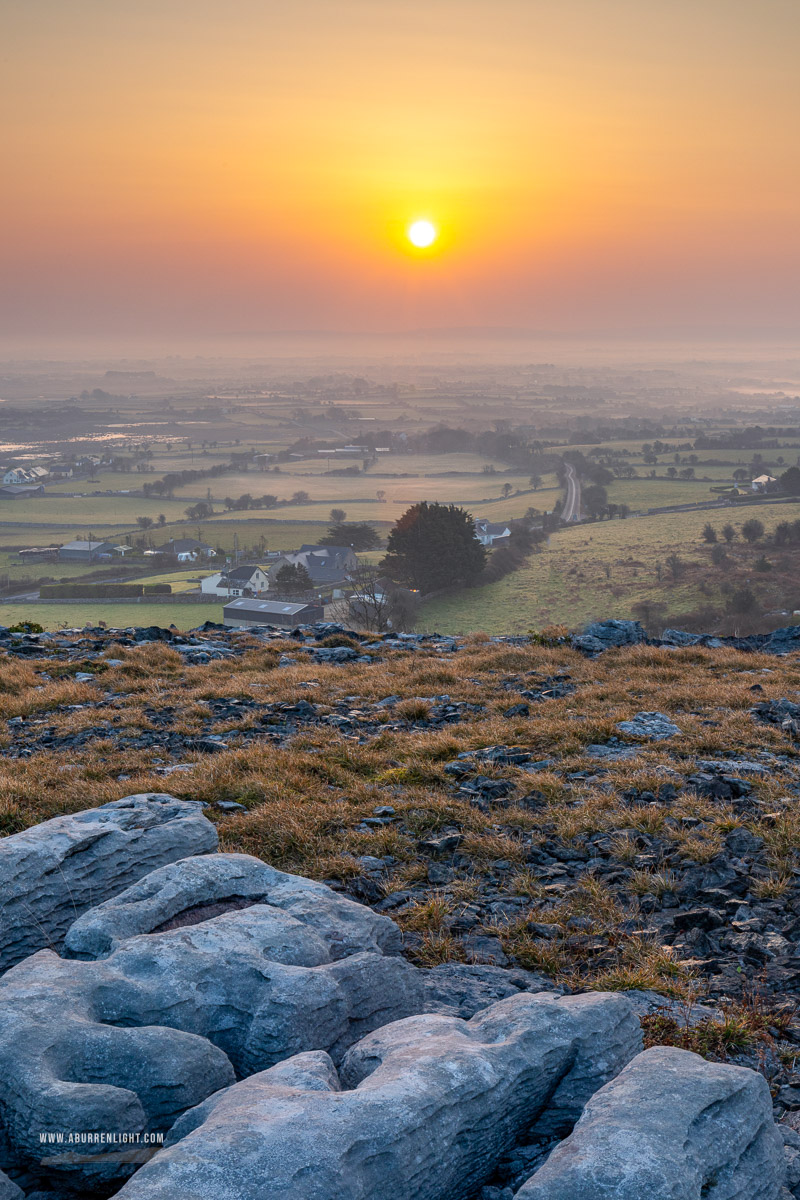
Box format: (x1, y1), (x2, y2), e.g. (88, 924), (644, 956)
(3, 466), (48, 486)
(201, 564), (270, 598)
(751, 474), (778, 493)
(474, 518), (511, 547)
(200, 572), (229, 597)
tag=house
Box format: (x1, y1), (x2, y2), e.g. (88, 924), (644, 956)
(751, 474), (778, 493)
(155, 538), (217, 563)
(267, 545), (357, 587)
(200, 572), (229, 598)
(2, 466), (48, 486)
(222, 564), (270, 597)
(58, 539), (116, 562)
(474, 518), (511, 547)
(223, 598), (324, 629)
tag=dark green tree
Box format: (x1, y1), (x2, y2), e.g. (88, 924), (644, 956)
(381, 501), (487, 592)
(320, 522), (381, 550)
(779, 465), (800, 495)
(274, 563), (313, 594)
(741, 518), (764, 543)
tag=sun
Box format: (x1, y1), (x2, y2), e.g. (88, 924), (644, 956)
(407, 219), (437, 248)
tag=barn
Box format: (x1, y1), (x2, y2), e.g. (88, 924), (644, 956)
(222, 598), (324, 629)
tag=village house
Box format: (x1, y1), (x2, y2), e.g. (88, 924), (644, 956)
(201, 564), (270, 598)
(267, 544), (357, 587)
(473, 518), (511, 547)
(2, 466), (49, 486)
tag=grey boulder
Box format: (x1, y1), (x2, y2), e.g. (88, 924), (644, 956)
(0, 793), (217, 972)
(572, 620), (646, 654)
(515, 1044), (785, 1200)
(63, 852), (402, 960)
(0, 905), (422, 1190)
(114, 991), (641, 1200)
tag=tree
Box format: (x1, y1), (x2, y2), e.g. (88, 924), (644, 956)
(679, 467), (695, 480)
(666, 552), (683, 581)
(136, 516), (153, 530)
(157, 513), (166, 526)
(666, 466), (678, 479)
(582, 484), (607, 519)
(529, 473), (543, 490)
(273, 563), (313, 595)
(630, 600), (667, 634)
(291, 491), (310, 504)
(381, 501), (487, 592)
(779, 465), (800, 495)
(184, 501), (213, 520)
(711, 544), (728, 567)
(722, 522), (736, 543)
(320, 522), (381, 550)
(376, 490), (386, 503)
(702, 523), (717, 544)
(501, 482), (513, 499)
(741, 518), (764, 544)
(330, 508), (347, 524)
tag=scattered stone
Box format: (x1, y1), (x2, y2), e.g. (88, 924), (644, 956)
(616, 711), (682, 740)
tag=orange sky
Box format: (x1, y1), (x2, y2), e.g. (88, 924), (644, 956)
(2, 0), (799, 337)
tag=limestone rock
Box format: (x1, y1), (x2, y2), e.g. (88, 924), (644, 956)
(113, 991), (641, 1200)
(0, 794), (217, 972)
(515, 1045), (785, 1199)
(63, 852), (402, 960)
(616, 711), (682, 740)
(572, 620), (646, 654)
(0, 905), (422, 1191)
(0, 1172), (22, 1200)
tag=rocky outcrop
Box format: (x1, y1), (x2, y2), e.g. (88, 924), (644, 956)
(0, 905), (422, 1190)
(63, 852), (403, 960)
(0, 794), (217, 972)
(515, 1045), (785, 1199)
(113, 991), (641, 1200)
(572, 619), (646, 653)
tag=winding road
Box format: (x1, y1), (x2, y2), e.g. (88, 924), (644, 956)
(561, 461), (582, 522)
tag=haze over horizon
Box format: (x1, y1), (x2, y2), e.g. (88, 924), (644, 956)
(2, 0), (799, 342)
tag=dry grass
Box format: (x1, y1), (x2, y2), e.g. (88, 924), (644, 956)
(1, 629), (799, 999)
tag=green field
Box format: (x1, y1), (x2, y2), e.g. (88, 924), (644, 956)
(0, 600), (225, 631)
(421, 501), (800, 634)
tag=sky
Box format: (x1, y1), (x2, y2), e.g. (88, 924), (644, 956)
(1, 0), (799, 340)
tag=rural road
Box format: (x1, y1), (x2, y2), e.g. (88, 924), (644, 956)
(561, 462), (582, 521)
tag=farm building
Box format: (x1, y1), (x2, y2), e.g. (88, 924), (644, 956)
(223, 598), (324, 629)
(0, 484), (45, 499)
(751, 474), (778, 493)
(58, 539), (116, 562)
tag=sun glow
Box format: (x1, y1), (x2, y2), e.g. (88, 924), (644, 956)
(407, 220), (437, 248)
